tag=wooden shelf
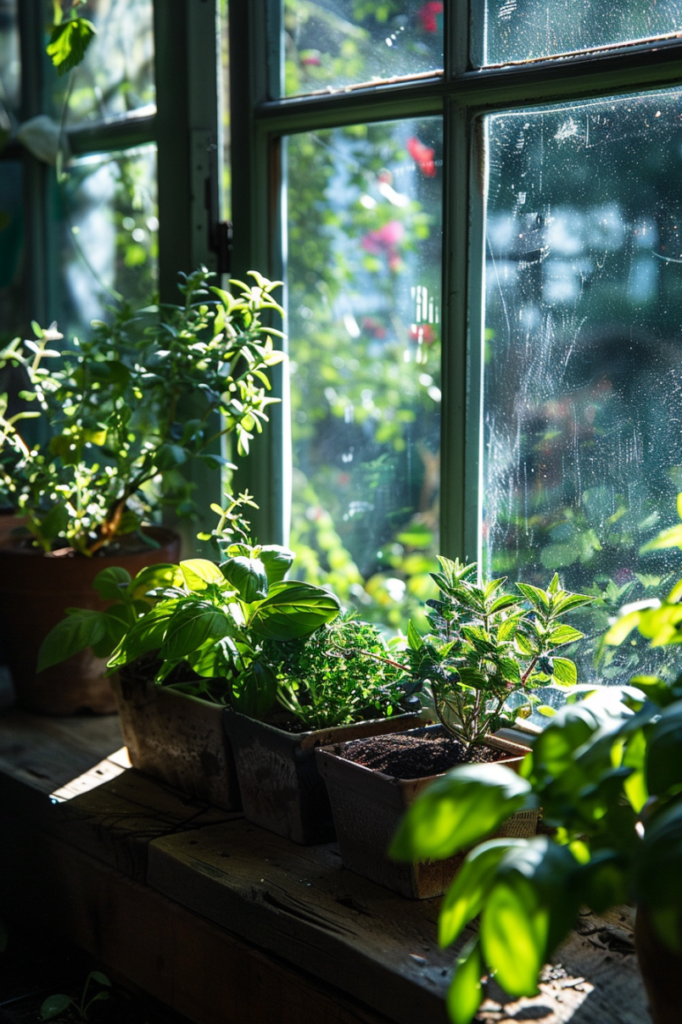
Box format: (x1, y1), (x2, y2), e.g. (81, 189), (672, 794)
(0, 708), (651, 1024)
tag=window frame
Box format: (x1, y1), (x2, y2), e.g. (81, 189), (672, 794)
(228, 0), (682, 561)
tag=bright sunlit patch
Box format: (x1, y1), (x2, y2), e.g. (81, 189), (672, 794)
(50, 747), (131, 803)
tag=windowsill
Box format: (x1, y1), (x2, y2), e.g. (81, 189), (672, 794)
(0, 708), (649, 1024)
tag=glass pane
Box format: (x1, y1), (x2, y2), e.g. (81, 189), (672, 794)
(482, 88), (682, 687)
(219, 0), (230, 216)
(51, 0), (154, 125)
(0, 160), (24, 338)
(286, 118), (442, 629)
(284, 1), (443, 97)
(54, 144), (157, 339)
(0, 0), (20, 120)
(478, 0), (682, 66)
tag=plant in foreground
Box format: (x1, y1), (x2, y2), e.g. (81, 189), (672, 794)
(0, 269), (283, 554)
(405, 558), (591, 753)
(40, 971), (111, 1022)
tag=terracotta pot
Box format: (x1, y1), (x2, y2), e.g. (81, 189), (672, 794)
(113, 672), (240, 811)
(635, 905), (682, 1024)
(223, 708), (429, 845)
(0, 527), (180, 715)
(316, 725), (538, 898)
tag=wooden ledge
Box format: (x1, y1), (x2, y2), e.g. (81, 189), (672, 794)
(0, 709), (650, 1024)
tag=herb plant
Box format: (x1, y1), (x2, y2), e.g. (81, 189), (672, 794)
(0, 269), (284, 554)
(40, 971), (111, 1022)
(406, 558), (592, 753)
(265, 615), (412, 730)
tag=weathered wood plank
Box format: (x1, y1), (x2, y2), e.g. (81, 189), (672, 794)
(0, 814), (395, 1024)
(148, 821), (651, 1024)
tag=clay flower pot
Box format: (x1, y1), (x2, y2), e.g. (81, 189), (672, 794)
(223, 708), (428, 845)
(316, 724), (538, 898)
(0, 526), (180, 715)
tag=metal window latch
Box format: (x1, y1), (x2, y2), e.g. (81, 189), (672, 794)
(210, 217), (233, 276)
(192, 129), (232, 275)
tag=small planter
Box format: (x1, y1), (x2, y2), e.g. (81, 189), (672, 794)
(316, 725), (538, 899)
(113, 671), (240, 811)
(0, 526), (180, 715)
(223, 708), (427, 845)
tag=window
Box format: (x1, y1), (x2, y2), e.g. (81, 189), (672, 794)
(230, 1), (682, 686)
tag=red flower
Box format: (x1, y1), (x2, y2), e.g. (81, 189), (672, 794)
(417, 2), (443, 34)
(407, 136), (436, 178)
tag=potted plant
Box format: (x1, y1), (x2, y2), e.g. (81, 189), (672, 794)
(223, 614), (428, 844)
(38, 493), (342, 808)
(316, 559), (591, 897)
(389, 501), (682, 1023)
(0, 268), (284, 713)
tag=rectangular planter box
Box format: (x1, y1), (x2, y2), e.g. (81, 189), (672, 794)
(223, 708), (427, 845)
(113, 673), (240, 811)
(316, 725), (538, 899)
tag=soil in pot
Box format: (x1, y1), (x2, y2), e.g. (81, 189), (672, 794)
(316, 725), (538, 899)
(114, 656), (240, 811)
(0, 527), (180, 715)
(223, 708), (428, 845)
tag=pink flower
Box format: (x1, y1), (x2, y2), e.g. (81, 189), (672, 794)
(407, 136), (436, 177)
(361, 221), (405, 255)
(417, 2), (443, 34)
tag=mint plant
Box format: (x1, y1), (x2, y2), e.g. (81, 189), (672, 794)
(406, 558), (592, 753)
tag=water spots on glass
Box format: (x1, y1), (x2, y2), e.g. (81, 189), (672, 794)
(482, 87), (682, 687)
(478, 0), (682, 66)
(284, 0), (443, 97)
(285, 118), (442, 628)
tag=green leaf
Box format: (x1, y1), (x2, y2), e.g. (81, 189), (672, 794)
(259, 545), (295, 585)
(108, 605), (177, 667)
(551, 593), (593, 615)
(603, 609), (645, 646)
(547, 624), (583, 647)
(88, 971), (111, 987)
(439, 839), (526, 948)
(641, 524), (682, 552)
(481, 876), (547, 997)
(231, 661), (277, 718)
(38, 609), (107, 672)
(160, 605), (234, 661)
(551, 657), (577, 687)
(180, 558), (226, 592)
(40, 994), (73, 1021)
(248, 582), (340, 641)
(93, 566), (132, 601)
(36, 503), (69, 543)
(630, 675), (677, 708)
(646, 705), (682, 796)
(220, 556), (268, 602)
(389, 764), (533, 862)
(407, 619), (423, 651)
(516, 582), (550, 611)
(46, 17), (96, 76)
(446, 938), (484, 1024)
(129, 563), (183, 598)
(489, 594), (519, 613)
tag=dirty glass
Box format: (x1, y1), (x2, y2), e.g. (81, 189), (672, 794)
(283, 1), (443, 97)
(219, 0), (231, 216)
(0, 0), (19, 122)
(53, 145), (157, 339)
(478, 0), (682, 66)
(285, 119), (442, 629)
(482, 88), (682, 686)
(51, 0), (154, 125)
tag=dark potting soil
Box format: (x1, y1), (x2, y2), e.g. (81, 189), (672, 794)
(339, 728), (507, 779)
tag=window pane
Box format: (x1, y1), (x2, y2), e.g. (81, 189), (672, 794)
(478, 0), (682, 66)
(51, 0), (154, 125)
(284, 1), (443, 97)
(286, 119), (442, 629)
(219, 0), (230, 216)
(0, 160), (23, 336)
(0, 0), (20, 119)
(482, 88), (682, 685)
(54, 145), (157, 338)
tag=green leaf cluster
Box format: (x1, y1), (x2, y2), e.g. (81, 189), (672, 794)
(265, 615), (412, 730)
(406, 558), (591, 752)
(0, 269), (285, 554)
(46, 14), (96, 77)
